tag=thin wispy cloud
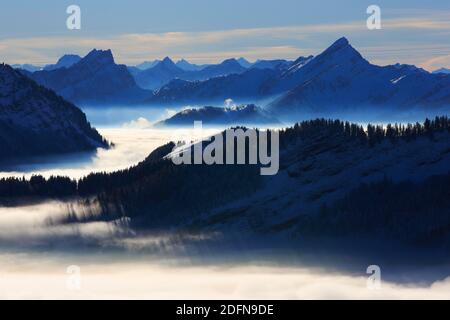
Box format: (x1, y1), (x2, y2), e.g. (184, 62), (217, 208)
(1, 12), (450, 70)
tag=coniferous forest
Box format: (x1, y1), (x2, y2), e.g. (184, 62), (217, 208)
(1, 116), (449, 201)
(0, 116), (449, 247)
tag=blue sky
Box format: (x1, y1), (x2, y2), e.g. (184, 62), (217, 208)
(1, 0), (449, 70)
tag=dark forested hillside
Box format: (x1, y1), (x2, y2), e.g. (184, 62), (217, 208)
(1, 117), (449, 248)
(296, 174), (450, 246)
(0, 63), (108, 161)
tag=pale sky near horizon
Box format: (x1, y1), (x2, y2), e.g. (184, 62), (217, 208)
(0, 0), (449, 70)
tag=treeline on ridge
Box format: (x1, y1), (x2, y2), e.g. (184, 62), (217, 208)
(0, 116), (449, 202)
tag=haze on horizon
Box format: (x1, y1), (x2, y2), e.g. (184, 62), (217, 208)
(0, 0), (449, 71)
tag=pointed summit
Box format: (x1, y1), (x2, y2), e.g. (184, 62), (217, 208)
(315, 37), (365, 64)
(321, 37), (353, 55)
(331, 36), (349, 47)
(82, 49), (115, 66)
(161, 56), (175, 65)
(158, 57), (180, 71)
(156, 57), (181, 73)
(27, 48), (147, 104)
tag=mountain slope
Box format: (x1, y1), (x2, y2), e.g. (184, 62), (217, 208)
(0, 64), (107, 160)
(136, 60), (161, 70)
(12, 64), (42, 72)
(182, 58), (247, 81)
(43, 54), (81, 71)
(155, 104), (280, 127)
(149, 68), (279, 104)
(268, 37), (450, 114)
(146, 37), (450, 113)
(176, 59), (207, 71)
(3, 116), (450, 251)
(51, 117), (450, 249)
(134, 57), (248, 90)
(250, 59), (292, 70)
(237, 57), (252, 68)
(28, 49), (150, 105)
(134, 57), (185, 90)
(433, 68), (450, 74)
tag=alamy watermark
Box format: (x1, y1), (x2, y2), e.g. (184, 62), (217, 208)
(366, 265), (382, 290)
(367, 5), (382, 30)
(170, 121), (280, 176)
(66, 5), (81, 30)
(66, 265), (82, 290)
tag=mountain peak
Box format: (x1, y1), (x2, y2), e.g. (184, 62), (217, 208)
(0, 63), (22, 87)
(221, 58), (240, 66)
(332, 37), (349, 47)
(162, 56), (174, 64)
(136, 60), (161, 70)
(83, 49), (115, 66)
(158, 57), (179, 70)
(0, 63), (16, 74)
(56, 54), (81, 64)
(43, 54), (82, 71)
(322, 37), (351, 54)
(317, 37), (365, 63)
(237, 57), (252, 68)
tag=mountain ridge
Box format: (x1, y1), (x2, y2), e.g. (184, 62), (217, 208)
(155, 104), (280, 127)
(145, 37), (450, 114)
(0, 63), (108, 160)
(27, 49), (150, 105)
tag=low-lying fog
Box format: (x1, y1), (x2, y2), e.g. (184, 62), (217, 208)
(0, 127), (222, 179)
(0, 106), (449, 299)
(2, 251), (450, 299)
(0, 200), (450, 300)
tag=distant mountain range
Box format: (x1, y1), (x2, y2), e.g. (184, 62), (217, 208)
(135, 59), (210, 71)
(11, 64), (42, 72)
(433, 68), (450, 74)
(267, 38), (450, 115)
(149, 38), (450, 116)
(25, 49), (149, 105)
(12, 37), (450, 114)
(237, 57), (252, 68)
(176, 59), (209, 71)
(43, 54), (81, 71)
(134, 57), (186, 90)
(0, 63), (107, 160)
(133, 57), (288, 73)
(250, 59), (293, 70)
(133, 57), (248, 90)
(135, 60), (161, 70)
(12, 54), (82, 73)
(155, 104), (280, 127)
